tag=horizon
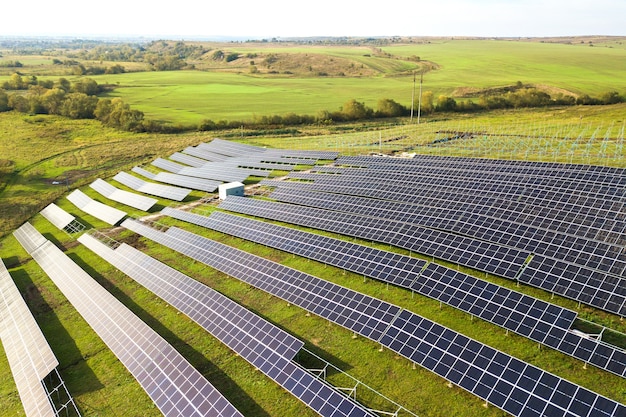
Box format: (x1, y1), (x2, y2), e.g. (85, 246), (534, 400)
(2, 0), (625, 40)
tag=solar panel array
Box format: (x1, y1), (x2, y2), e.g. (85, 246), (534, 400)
(122, 218), (626, 417)
(217, 196), (528, 280)
(113, 171), (191, 201)
(257, 156), (626, 317)
(0, 258), (58, 417)
(78, 233), (374, 417)
(14, 223), (244, 417)
(278, 173), (626, 274)
(90, 178), (158, 211)
(66, 189), (127, 226)
(163, 208), (626, 378)
(131, 166), (220, 193)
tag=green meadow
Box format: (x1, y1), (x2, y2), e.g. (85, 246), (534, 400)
(76, 39), (626, 124)
(95, 70), (414, 124)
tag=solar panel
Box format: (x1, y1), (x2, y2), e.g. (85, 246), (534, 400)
(217, 196), (528, 280)
(177, 165), (263, 182)
(379, 309), (624, 417)
(263, 183), (626, 316)
(151, 157), (187, 174)
(163, 208), (428, 289)
(182, 146), (230, 162)
(198, 138), (266, 157)
(16, 225), (244, 417)
(518, 255), (626, 317)
(12, 222), (48, 254)
(336, 155), (626, 187)
(39, 203), (75, 230)
(132, 166), (221, 192)
(122, 218), (626, 417)
(90, 179), (158, 212)
(0, 258), (58, 417)
(113, 171), (191, 201)
(66, 189), (127, 226)
(169, 152), (208, 168)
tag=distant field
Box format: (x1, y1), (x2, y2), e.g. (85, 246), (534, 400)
(384, 40), (626, 96)
(79, 39), (626, 124)
(94, 71), (414, 124)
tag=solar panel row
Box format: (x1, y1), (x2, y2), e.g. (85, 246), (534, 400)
(335, 155), (626, 185)
(181, 146), (230, 162)
(66, 189), (127, 226)
(132, 166), (221, 193)
(322, 161), (626, 201)
(78, 233), (304, 363)
(77, 233), (374, 417)
(169, 152), (208, 168)
(163, 208), (626, 378)
(113, 171), (191, 201)
(122, 218), (626, 417)
(217, 196), (528, 280)
(176, 165), (261, 183)
(151, 157), (187, 174)
(14, 224), (244, 417)
(39, 203), (75, 230)
(90, 178), (158, 212)
(198, 138), (266, 157)
(0, 258), (59, 417)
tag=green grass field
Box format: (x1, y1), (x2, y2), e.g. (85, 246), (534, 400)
(75, 39), (626, 124)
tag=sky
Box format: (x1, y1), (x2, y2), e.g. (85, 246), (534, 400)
(1, 0), (624, 39)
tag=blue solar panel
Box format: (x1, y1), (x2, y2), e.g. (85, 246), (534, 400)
(122, 218), (626, 417)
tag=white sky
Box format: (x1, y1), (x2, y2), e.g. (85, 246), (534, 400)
(1, 0), (624, 39)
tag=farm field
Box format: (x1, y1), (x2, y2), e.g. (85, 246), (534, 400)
(81, 39), (626, 124)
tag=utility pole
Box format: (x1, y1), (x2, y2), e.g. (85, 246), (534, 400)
(417, 71), (423, 124)
(410, 71), (416, 123)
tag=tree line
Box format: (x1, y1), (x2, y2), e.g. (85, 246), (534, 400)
(0, 75), (150, 132)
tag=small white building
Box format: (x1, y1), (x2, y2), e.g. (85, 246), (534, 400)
(218, 182), (245, 200)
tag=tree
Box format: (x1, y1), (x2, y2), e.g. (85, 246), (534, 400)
(376, 98), (407, 117)
(436, 95), (457, 112)
(96, 97), (144, 131)
(26, 85), (47, 114)
(0, 90), (9, 112)
(42, 88), (67, 115)
(57, 78), (71, 92)
(8, 94), (29, 112)
(341, 99), (373, 120)
(72, 78), (99, 96)
(60, 93), (98, 119)
(6, 73), (25, 90)
(420, 91), (434, 114)
(599, 91), (624, 105)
